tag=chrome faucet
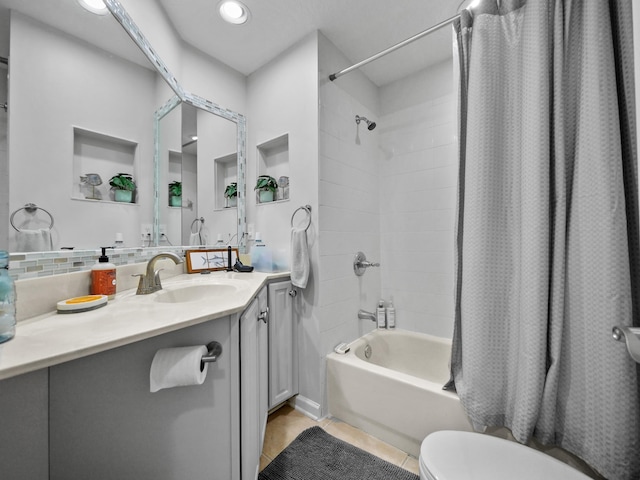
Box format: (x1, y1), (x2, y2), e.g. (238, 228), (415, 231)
(358, 309), (377, 323)
(135, 252), (183, 295)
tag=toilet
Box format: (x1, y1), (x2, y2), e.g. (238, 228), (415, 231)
(419, 431), (591, 479)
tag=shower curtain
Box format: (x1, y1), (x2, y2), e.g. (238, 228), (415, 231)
(450, 1), (640, 479)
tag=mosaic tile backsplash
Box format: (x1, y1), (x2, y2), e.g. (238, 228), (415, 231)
(8, 246), (195, 282)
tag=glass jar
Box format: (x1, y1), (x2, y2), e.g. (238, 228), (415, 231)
(278, 176), (289, 200)
(0, 251), (16, 344)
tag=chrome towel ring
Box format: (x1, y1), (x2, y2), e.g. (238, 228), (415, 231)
(190, 217), (205, 233)
(291, 205), (312, 231)
(10, 203), (54, 232)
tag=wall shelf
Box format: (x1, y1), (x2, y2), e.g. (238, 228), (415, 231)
(72, 127), (138, 204)
(256, 134), (289, 204)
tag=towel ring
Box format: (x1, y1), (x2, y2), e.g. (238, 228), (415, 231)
(190, 217), (204, 234)
(291, 205), (312, 231)
(10, 203), (54, 232)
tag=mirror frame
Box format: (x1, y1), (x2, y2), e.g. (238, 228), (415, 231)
(154, 95), (246, 250)
(106, 0), (247, 253)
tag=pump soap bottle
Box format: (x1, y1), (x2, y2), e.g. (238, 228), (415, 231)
(91, 247), (116, 299)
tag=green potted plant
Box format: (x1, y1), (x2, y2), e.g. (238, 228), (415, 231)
(169, 181), (182, 207)
(109, 173), (136, 203)
(255, 175), (277, 203)
(224, 182), (238, 208)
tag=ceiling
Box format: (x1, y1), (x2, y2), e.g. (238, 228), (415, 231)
(0, 0), (465, 87)
(156, 0), (462, 86)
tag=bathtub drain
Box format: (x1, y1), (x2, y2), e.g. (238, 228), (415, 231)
(364, 344), (371, 359)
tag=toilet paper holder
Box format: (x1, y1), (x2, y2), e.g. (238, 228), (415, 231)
(200, 341), (223, 371)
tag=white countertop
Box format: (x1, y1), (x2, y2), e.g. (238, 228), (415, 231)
(0, 271), (289, 381)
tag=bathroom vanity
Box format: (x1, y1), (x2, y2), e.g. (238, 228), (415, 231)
(0, 269), (296, 480)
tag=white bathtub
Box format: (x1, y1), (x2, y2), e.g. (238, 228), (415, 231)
(327, 329), (473, 457)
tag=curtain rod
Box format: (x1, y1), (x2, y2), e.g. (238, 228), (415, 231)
(329, 13), (461, 82)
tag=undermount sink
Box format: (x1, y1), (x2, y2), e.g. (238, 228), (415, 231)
(153, 283), (239, 303)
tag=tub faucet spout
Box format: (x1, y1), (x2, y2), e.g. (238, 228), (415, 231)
(358, 309), (376, 323)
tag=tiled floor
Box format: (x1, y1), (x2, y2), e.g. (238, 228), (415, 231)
(260, 405), (420, 475)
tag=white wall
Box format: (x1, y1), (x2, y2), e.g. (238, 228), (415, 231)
(181, 45), (246, 115)
(118, 0), (183, 91)
(9, 12), (157, 250)
(247, 32), (321, 417)
(317, 33), (381, 414)
(378, 60), (457, 338)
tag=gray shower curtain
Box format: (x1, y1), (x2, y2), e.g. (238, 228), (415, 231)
(450, 1), (640, 479)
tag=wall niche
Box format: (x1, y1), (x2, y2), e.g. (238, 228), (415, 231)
(72, 127), (138, 204)
(256, 134), (289, 204)
(215, 152), (238, 210)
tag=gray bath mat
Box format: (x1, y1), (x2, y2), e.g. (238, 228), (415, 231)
(258, 426), (419, 480)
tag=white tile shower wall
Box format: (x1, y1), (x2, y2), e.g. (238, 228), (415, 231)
(379, 60), (458, 339)
(318, 39), (381, 359)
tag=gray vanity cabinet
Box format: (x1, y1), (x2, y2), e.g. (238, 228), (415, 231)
(48, 316), (240, 480)
(240, 287), (269, 480)
(268, 279), (298, 409)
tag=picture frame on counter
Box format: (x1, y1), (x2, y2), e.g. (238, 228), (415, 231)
(185, 248), (239, 273)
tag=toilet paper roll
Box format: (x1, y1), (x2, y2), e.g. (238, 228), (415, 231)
(150, 345), (208, 393)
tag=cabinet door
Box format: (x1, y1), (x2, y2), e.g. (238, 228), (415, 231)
(268, 280), (298, 409)
(240, 288), (268, 480)
(257, 288), (269, 449)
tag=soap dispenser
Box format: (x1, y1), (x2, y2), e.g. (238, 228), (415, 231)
(91, 247), (116, 299)
(251, 232), (272, 272)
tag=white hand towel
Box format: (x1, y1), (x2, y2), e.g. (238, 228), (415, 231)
(16, 229), (53, 252)
(189, 232), (202, 246)
(290, 227), (310, 289)
(150, 345), (208, 392)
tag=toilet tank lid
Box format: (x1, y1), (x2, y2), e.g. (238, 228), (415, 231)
(420, 431), (591, 480)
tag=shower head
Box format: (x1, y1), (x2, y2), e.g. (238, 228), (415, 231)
(355, 115), (376, 131)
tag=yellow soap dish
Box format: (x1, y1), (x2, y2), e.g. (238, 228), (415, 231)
(57, 295), (108, 314)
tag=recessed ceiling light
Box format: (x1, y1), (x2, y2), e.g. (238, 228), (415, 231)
(218, 0), (250, 25)
(77, 0), (109, 15)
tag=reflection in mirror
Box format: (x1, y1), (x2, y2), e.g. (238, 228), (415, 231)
(0, 0), (159, 253)
(156, 96), (245, 251)
(109, 0), (246, 254)
(1, 0), (246, 272)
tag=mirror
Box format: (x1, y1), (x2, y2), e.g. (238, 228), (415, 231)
(0, 0), (246, 260)
(0, 0), (159, 252)
(156, 97), (243, 249)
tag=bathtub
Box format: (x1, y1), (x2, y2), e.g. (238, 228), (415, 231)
(327, 329), (473, 457)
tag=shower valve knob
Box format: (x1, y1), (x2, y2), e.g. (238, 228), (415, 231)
(353, 251), (380, 276)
